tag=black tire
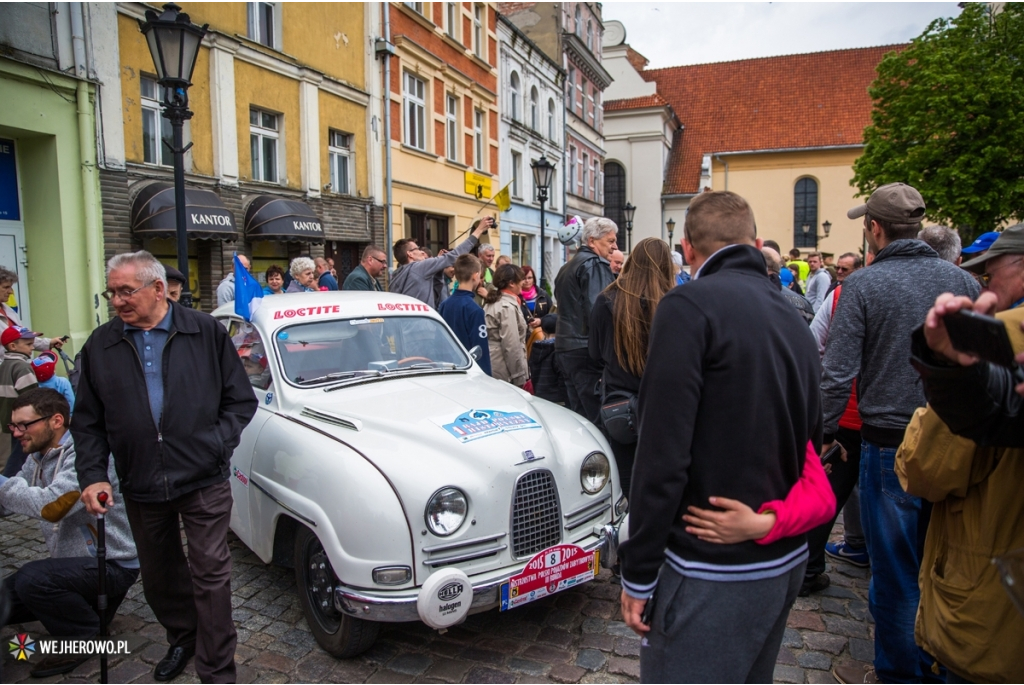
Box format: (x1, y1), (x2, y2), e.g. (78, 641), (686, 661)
(294, 525), (380, 658)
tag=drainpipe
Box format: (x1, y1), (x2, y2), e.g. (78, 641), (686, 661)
(713, 153), (728, 191)
(381, 3), (394, 271)
(72, 3), (104, 329)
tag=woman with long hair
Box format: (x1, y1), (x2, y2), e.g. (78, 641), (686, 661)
(588, 238), (674, 493)
(484, 264), (530, 388)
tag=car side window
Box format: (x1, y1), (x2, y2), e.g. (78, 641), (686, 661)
(226, 319), (273, 390)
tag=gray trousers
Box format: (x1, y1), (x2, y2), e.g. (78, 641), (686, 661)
(843, 486), (865, 548)
(640, 560), (806, 684)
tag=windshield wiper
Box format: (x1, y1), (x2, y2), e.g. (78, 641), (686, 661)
(397, 362), (461, 371)
(295, 370), (382, 385)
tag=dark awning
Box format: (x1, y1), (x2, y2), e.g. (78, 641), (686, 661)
(130, 182), (238, 240)
(244, 195), (324, 243)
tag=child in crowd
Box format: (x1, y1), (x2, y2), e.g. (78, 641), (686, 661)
(0, 326), (40, 476)
(528, 314), (567, 405)
(30, 351), (75, 413)
(437, 254), (492, 376)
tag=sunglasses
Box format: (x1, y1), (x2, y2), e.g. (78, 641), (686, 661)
(978, 258), (1024, 288)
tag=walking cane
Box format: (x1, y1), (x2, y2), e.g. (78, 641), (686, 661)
(96, 491), (109, 684)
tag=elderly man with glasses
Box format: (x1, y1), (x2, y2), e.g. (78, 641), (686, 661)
(960, 224), (1024, 312)
(343, 244), (388, 291)
(73, 250), (257, 683)
(0, 388), (140, 677)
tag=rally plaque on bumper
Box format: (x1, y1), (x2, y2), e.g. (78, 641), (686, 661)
(499, 544), (600, 611)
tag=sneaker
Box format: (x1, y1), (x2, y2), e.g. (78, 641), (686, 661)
(799, 572), (830, 597)
(833, 662), (878, 684)
(826, 541), (870, 568)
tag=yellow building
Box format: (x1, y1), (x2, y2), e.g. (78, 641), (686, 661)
(101, 2), (384, 308)
(388, 2), (501, 260)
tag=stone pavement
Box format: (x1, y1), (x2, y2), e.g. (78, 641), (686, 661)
(0, 512), (873, 683)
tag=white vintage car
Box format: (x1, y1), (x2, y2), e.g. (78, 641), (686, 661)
(213, 291), (625, 658)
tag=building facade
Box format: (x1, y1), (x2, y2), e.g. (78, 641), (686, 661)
(602, 22), (902, 260)
(101, 2), (385, 310)
(388, 1), (501, 264)
(497, 13), (564, 283)
(0, 2), (109, 345)
(500, 2), (612, 243)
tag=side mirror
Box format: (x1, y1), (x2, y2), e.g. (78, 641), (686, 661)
(468, 345), (483, 361)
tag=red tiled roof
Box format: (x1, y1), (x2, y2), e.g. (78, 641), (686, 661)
(604, 93), (669, 111)
(644, 45), (905, 195)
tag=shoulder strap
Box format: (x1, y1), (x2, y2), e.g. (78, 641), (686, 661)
(830, 284), (843, 317)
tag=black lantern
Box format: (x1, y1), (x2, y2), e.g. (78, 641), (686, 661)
(623, 202), (636, 252)
(666, 217), (676, 245)
(530, 155), (555, 288)
(822, 220), (832, 238)
(139, 3), (209, 309)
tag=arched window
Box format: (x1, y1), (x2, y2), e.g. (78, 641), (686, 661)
(587, 21), (593, 50)
(604, 161), (627, 251)
(510, 72), (520, 121)
(793, 177), (819, 248)
(530, 87), (539, 130)
(547, 98), (556, 140)
(575, 5), (582, 36)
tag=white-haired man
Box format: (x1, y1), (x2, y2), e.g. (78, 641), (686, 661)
(553, 217), (617, 422)
(74, 251), (258, 683)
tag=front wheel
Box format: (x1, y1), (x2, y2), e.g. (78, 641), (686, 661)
(294, 525), (380, 658)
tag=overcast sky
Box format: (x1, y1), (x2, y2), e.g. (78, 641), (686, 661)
(601, 2), (962, 69)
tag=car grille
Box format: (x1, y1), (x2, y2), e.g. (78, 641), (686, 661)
(511, 470), (562, 558)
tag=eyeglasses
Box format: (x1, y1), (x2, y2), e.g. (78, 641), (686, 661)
(836, 266), (853, 273)
(8, 415), (53, 434)
(369, 255), (387, 266)
(102, 281), (155, 302)
(979, 258), (1024, 288)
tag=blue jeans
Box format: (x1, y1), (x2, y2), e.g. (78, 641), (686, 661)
(859, 439), (938, 683)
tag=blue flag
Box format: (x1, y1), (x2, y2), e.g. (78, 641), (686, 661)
(233, 254), (264, 321)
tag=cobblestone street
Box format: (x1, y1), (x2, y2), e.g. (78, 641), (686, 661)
(1, 513), (873, 684)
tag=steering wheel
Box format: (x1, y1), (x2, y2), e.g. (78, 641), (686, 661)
(396, 356), (434, 367)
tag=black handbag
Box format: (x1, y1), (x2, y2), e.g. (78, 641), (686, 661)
(599, 390), (638, 445)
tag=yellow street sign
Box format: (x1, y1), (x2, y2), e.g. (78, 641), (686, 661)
(464, 170), (492, 199)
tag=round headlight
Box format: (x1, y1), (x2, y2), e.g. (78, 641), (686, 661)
(425, 487), (468, 536)
(581, 452), (610, 494)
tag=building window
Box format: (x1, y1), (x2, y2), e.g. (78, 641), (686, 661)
(474, 4), (484, 59)
(328, 130), (353, 195)
(511, 151), (521, 198)
(580, 80), (587, 122)
(794, 177), (819, 248)
(474, 109), (484, 170)
(530, 87), (539, 130)
(594, 90), (600, 129)
(445, 95), (458, 162)
(589, 87), (596, 128)
(248, 2), (277, 48)
(587, 20), (593, 50)
(593, 160), (600, 201)
(404, 72), (426, 151)
(511, 233), (531, 266)
(568, 146), (576, 195)
(575, 5), (582, 36)
(547, 98), (556, 140)
(547, 168), (557, 210)
(604, 161), (626, 250)
(445, 2), (457, 39)
(582, 153), (589, 197)
(510, 72), (520, 122)
(249, 108), (279, 183)
(404, 1), (424, 14)
(567, 67), (575, 110)
(141, 76), (172, 167)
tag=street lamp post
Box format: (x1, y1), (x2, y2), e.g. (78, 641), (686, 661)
(801, 220), (832, 247)
(530, 155), (555, 288)
(623, 202), (636, 253)
(666, 217), (676, 247)
(139, 3), (208, 309)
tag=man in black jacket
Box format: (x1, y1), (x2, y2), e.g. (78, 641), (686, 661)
(75, 251), (257, 684)
(619, 191), (821, 683)
(553, 217), (617, 422)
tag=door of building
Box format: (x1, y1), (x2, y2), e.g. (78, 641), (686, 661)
(405, 211), (450, 257)
(0, 138), (31, 328)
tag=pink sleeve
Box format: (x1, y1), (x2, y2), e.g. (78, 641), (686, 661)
(755, 441), (837, 545)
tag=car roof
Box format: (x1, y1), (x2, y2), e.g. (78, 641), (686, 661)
(213, 291), (442, 328)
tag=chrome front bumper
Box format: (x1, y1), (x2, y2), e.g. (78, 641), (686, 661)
(334, 521), (622, 623)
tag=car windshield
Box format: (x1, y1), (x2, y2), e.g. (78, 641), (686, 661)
(275, 316), (472, 386)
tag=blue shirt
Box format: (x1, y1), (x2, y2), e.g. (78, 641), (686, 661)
(39, 376), (75, 413)
(318, 272), (339, 291)
(124, 306), (173, 429)
(437, 289), (491, 375)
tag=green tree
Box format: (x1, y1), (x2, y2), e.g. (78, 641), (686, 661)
(852, 3), (1024, 241)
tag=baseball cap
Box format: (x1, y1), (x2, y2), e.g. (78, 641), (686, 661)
(961, 224), (1024, 274)
(960, 231), (1000, 255)
(847, 183), (926, 224)
(1, 326), (37, 348)
(31, 351), (57, 382)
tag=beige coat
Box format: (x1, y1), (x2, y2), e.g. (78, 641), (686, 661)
(484, 292), (528, 386)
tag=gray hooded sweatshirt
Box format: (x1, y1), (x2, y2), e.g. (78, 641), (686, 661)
(389, 234), (480, 308)
(821, 239), (980, 446)
(0, 433), (138, 565)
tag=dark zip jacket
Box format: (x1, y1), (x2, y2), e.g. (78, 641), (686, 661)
(620, 245), (822, 597)
(73, 302), (258, 502)
(553, 246), (615, 352)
